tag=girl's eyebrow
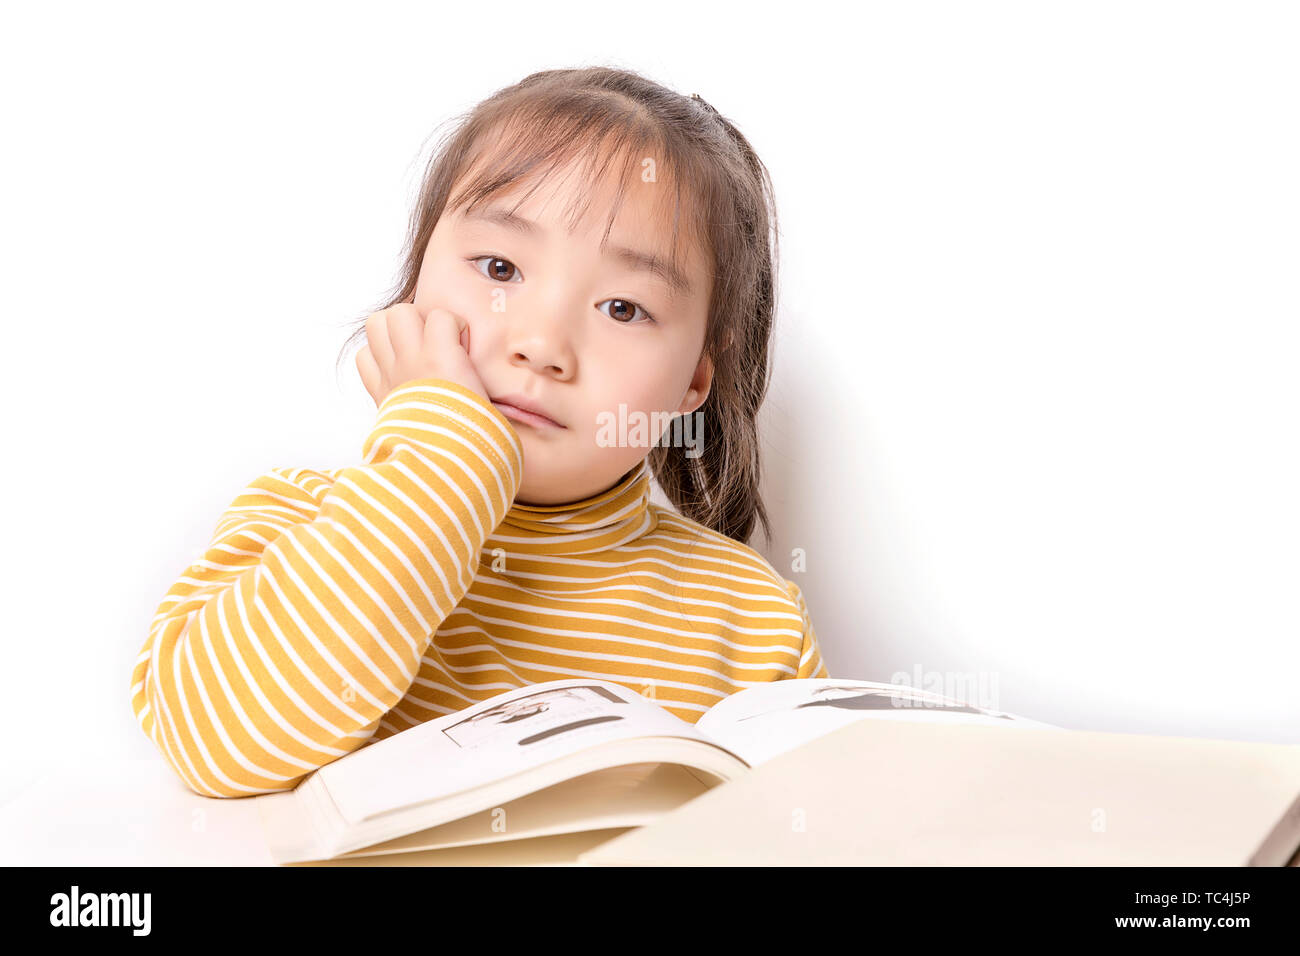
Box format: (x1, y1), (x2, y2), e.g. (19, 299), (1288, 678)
(460, 203), (694, 298)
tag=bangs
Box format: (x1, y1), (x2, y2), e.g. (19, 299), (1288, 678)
(444, 104), (711, 289)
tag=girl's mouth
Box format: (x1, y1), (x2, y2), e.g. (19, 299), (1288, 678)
(491, 400), (565, 429)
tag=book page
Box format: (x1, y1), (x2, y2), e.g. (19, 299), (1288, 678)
(696, 678), (1061, 767)
(316, 678), (714, 825)
(330, 762), (711, 859)
(580, 718), (1300, 867)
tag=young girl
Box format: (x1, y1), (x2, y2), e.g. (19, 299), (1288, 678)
(129, 66), (829, 799)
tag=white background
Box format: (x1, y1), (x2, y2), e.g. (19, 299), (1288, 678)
(1, 0), (1296, 802)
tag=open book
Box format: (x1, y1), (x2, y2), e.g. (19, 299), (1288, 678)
(256, 676), (1054, 864)
(577, 710), (1300, 867)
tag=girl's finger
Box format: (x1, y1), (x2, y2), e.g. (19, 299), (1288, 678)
(365, 310), (395, 373)
(355, 344), (381, 402)
(425, 308), (468, 352)
(387, 303), (426, 366)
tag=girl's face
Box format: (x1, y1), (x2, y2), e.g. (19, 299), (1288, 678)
(412, 156), (714, 505)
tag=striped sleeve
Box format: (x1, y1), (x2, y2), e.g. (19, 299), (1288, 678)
(787, 579), (830, 679)
(129, 378), (522, 798)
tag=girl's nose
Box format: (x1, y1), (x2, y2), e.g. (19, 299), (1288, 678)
(506, 318), (575, 380)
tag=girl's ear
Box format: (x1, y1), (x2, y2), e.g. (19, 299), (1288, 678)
(678, 352), (715, 415)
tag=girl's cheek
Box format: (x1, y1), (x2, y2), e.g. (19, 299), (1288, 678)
(449, 267), (512, 321)
(421, 259), (496, 325)
(589, 366), (654, 418)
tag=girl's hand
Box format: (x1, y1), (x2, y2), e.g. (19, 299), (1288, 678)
(355, 304), (488, 408)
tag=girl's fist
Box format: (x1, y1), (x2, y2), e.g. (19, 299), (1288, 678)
(355, 305), (487, 408)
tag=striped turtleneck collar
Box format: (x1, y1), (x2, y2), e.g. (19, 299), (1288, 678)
(483, 457), (658, 558)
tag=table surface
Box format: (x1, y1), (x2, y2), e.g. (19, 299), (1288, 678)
(1, 758), (277, 866)
(0, 757), (629, 866)
(3, 757), (1298, 867)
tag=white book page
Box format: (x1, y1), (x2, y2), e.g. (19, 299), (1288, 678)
(696, 679), (1062, 767)
(317, 678), (708, 825)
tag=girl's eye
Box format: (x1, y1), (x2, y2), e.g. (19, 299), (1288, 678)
(470, 256), (652, 324)
(470, 255), (522, 282)
(598, 298), (654, 325)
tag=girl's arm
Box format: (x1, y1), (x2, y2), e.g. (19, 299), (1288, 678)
(128, 379), (522, 798)
(788, 580), (831, 680)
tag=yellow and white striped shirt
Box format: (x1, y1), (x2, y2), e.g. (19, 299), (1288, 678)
(129, 378), (829, 798)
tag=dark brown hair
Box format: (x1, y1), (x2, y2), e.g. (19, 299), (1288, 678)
(335, 66), (781, 546)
